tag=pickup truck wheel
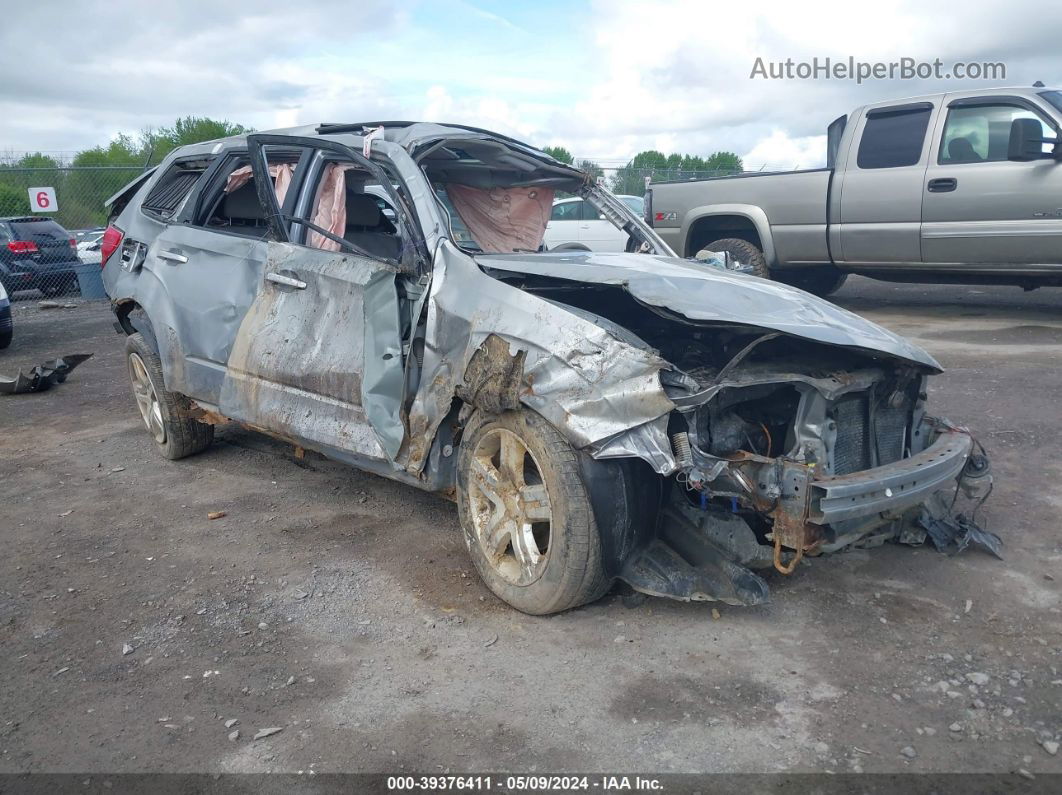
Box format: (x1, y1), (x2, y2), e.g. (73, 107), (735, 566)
(774, 266), (848, 297)
(125, 333), (214, 460)
(457, 408), (610, 615)
(700, 238), (769, 279)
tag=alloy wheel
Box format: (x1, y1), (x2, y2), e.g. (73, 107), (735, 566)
(467, 428), (553, 586)
(128, 352), (166, 444)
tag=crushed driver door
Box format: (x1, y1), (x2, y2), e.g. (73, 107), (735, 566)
(218, 135), (411, 467)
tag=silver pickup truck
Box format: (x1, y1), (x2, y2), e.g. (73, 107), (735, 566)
(646, 85), (1062, 296)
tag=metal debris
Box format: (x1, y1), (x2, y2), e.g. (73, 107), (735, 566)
(918, 508), (1003, 559)
(0, 354), (92, 395)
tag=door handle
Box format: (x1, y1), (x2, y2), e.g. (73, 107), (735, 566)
(157, 249), (188, 263)
(927, 178), (957, 193)
(266, 272), (307, 290)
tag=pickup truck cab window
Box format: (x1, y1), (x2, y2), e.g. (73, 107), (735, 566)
(1041, 90), (1062, 113)
(939, 104), (1056, 163)
(856, 105), (933, 169)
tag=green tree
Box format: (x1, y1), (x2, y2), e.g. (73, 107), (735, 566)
(704, 151), (743, 175)
(611, 149), (745, 194)
(0, 183), (29, 215)
(141, 117), (252, 167)
(61, 139), (145, 227)
(576, 159), (603, 181)
(542, 145), (573, 165)
(610, 150), (666, 195)
(0, 119), (254, 228)
(0, 153), (63, 218)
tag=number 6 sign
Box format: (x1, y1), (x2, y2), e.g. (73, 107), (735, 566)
(29, 186), (58, 212)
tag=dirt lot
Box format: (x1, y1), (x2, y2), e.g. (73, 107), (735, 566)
(1, 277), (1060, 777)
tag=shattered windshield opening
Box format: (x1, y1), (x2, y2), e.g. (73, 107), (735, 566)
(417, 137), (652, 256)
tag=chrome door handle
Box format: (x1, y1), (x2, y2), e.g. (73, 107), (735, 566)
(266, 272), (307, 289)
(157, 250), (187, 263)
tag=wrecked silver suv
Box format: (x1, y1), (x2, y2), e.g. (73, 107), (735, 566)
(101, 122), (993, 614)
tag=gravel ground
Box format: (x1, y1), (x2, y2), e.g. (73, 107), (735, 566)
(0, 277), (1059, 777)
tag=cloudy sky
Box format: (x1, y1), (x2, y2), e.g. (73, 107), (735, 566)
(1, 0), (1058, 169)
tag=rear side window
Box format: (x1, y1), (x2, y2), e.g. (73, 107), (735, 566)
(857, 106), (932, 169)
(550, 200), (582, 221)
(580, 201), (603, 221)
(141, 160), (212, 220)
(10, 219), (69, 240)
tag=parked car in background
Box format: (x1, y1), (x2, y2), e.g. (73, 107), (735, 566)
(647, 85), (1062, 296)
(77, 229), (106, 265)
(544, 195), (644, 251)
(0, 281), (12, 349)
(0, 217), (82, 297)
(102, 122), (988, 615)
(73, 227), (106, 244)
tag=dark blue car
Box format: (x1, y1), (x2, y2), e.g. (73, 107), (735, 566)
(0, 216), (81, 298)
(0, 279), (12, 349)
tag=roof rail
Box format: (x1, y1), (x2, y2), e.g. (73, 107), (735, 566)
(313, 121), (543, 153)
(315, 121), (416, 135)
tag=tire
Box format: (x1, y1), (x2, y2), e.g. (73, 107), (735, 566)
(700, 238), (769, 279)
(125, 332), (213, 460)
(774, 265), (849, 297)
(0, 327), (11, 350)
(456, 408), (610, 615)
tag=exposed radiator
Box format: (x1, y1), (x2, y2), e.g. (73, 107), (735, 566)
(831, 394), (908, 475)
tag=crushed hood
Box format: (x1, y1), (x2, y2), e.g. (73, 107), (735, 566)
(476, 252), (941, 371)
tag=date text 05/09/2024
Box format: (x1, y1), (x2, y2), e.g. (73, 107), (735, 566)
(387, 775), (665, 792)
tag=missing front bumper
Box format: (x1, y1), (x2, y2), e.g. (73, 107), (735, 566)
(808, 429), (973, 525)
(617, 424), (989, 606)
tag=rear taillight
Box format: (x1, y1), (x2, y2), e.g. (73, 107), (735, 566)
(69, 238), (77, 248)
(100, 225), (124, 267)
(643, 188), (653, 226)
(6, 241), (38, 254)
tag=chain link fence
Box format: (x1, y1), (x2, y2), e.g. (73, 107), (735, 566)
(0, 165), (144, 300)
(596, 165), (748, 196)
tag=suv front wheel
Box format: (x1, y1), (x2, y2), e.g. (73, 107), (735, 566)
(125, 333), (214, 460)
(456, 408), (610, 615)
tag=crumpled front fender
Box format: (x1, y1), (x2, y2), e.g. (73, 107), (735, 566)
(401, 242), (678, 476)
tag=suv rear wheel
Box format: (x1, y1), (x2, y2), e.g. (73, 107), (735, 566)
(125, 333), (214, 460)
(456, 408), (609, 615)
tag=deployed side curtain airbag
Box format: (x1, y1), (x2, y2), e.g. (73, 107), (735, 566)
(224, 164), (294, 204)
(308, 163), (358, 251)
(446, 185), (554, 253)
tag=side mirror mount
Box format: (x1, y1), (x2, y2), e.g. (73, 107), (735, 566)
(1008, 117), (1057, 161)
